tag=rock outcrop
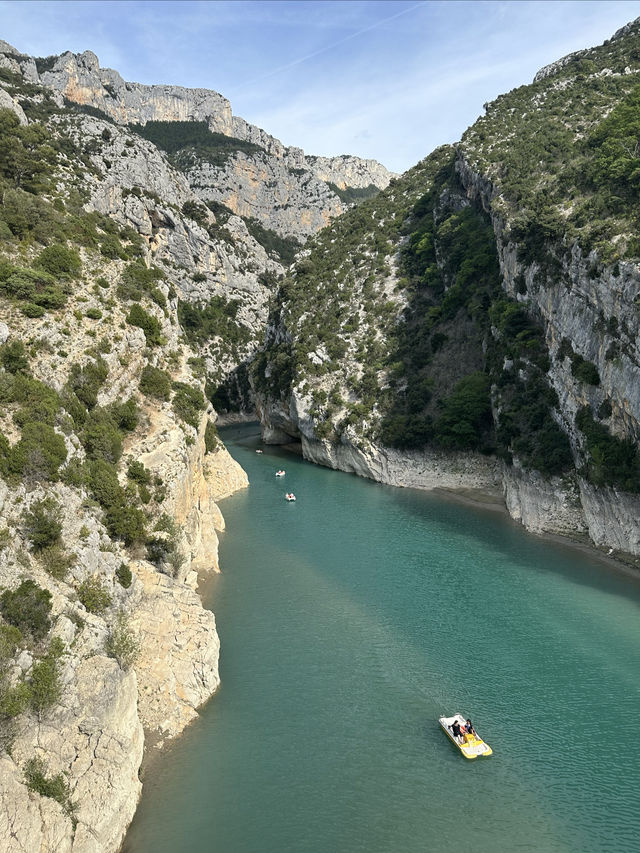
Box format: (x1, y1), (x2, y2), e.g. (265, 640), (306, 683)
(21, 45), (395, 241)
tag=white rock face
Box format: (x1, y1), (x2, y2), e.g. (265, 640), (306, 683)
(3, 657), (143, 853)
(301, 434), (503, 497)
(41, 50), (233, 133)
(0, 88), (27, 123)
(502, 465), (587, 538)
(579, 481), (640, 553)
(130, 563), (220, 740)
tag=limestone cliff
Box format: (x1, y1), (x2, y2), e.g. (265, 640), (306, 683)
(0, 59), (250, 851)
(254, 19), (640, 565)
(8, 44), (395, 241)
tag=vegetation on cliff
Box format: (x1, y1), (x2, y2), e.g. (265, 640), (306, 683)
(0, 66), (236, 824)
(256, 20), (640, 490)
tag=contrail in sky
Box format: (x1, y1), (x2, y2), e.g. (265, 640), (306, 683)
(234, 1), (426, 92)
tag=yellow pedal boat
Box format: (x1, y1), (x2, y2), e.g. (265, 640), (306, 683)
(439, 714), (493, 759)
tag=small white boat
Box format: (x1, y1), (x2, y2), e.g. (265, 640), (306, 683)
(256, 449), (263, 454)
(275, 470), (285, 477)
(285, 493), (296, 502)
(439, 713), (492, 759)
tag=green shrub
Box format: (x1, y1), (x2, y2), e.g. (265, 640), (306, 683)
(571, 355), (600, 386)
(107, 398), (138, 432)
(182, 200), (208, 225)
(100, 233), (126, 260)
(172, 381), (205, 428)
(87, 459), (147, 544)
(116, 563), (132, 589)
(12, 378), (60, 428)
(105, 611), (140, 670)
(178, 297), (249, 346)
(435, 372), (493, 450)
(87, 458), (122, 507)
(38, 544), (75, 581)
(117, 263), (165, 301)
(67, 358), (108, 409)
(23, 498), (62, 552)
(85, 307), (102, 320)
(0, 580), (52, 641)
(104, 503), (146, 545)
(35, 245), (81, 278)
(146, 514), (184, 575)
(0, 623), (22, 663)
(0, 109), (57, 192)
(11, 422), (67, 481)
(0, 681), (31, 718)
(21, 302), (45, 318)
(204, 420), (220, 453)
(82, 408), (123, 462)
(127, 460), (151, 485)
(29, 639), (64, 714)
(1, 266), (67, 309)
(126, 303), (164, 345)
(0, 339), (29, 374)
(60, 456), (88, 487)
(150, 287), (167, 310)
(139, 365), (171, 400)
(77, 575), (111, 615)
(24, 756), (75, 818)
(61, 391), (87, 428)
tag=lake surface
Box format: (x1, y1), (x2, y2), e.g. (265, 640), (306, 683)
(124, 423), (640, 853)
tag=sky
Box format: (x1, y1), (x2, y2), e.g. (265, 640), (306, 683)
(1, 0), (640, 173)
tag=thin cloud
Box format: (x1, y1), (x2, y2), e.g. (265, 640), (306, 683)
(233, 1), (426, 92)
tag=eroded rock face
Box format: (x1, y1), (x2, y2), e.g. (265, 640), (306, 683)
(2, 657), (143, 853)
(21, 45), (395, 241)
(41, 50), (233, 133)
(502, 465), (587, 538)
(186, 151), (344, 242)
(130, 563), (220, 741)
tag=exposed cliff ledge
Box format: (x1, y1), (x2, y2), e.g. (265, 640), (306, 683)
(40, 49), (234, 134)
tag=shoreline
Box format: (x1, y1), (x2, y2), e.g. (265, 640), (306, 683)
(275, 437), (640, 585)
(432, 484), (640, 584)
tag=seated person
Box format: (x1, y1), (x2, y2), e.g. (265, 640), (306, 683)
(465, 719), (476, 737)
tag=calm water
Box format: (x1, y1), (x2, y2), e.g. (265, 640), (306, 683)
(124, 423), (640, 853)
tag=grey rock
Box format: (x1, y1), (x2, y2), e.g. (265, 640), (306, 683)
(0, 89), (27, 124)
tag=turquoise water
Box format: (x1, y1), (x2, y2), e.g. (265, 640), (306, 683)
(124, 423), (640, 853)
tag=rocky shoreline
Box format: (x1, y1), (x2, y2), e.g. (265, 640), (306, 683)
(273, 429), (640, 576)
(1, 416), (249, 853)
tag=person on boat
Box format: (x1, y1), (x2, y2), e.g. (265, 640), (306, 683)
(462, 720), (476, 743)
(450, 719), (463, 742)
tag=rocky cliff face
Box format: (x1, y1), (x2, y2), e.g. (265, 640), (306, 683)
(11, 45), (394, 242)
(0, 58), (252, 851)
(254, 20), (640, 564)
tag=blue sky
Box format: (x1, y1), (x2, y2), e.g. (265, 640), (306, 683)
(1, 0), (639, 172)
